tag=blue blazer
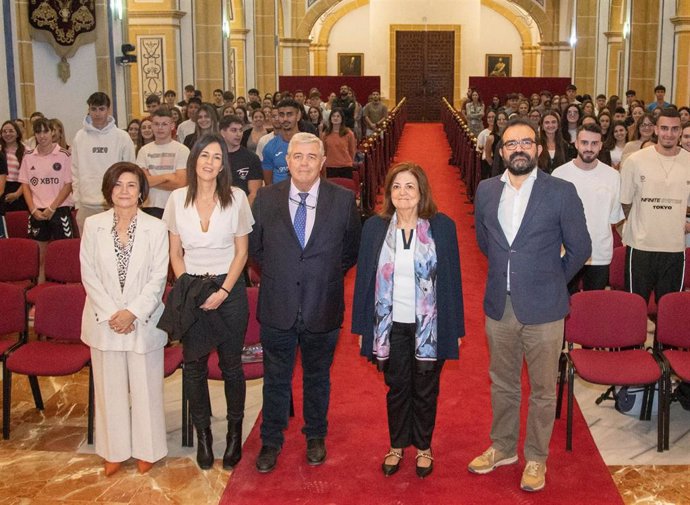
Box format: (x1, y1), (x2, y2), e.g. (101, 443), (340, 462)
(249, 179), (361, 332)
(474, 170), (591, 325)
(352, 213), (465, 360)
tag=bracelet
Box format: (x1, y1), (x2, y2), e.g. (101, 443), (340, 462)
(219, 286), (230, 296)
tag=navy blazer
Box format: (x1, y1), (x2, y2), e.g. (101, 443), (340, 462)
(474, 169), (591, 325)
(249, 179), (361, 332)
(352, 213), (465, 360)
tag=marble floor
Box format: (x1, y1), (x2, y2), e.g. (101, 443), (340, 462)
(2, 341), (690, 505)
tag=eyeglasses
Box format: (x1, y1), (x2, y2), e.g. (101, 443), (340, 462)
(640, 123), (654, 128)
(503, 139), (536, 150)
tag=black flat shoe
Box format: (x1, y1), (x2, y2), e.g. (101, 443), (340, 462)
(415, 450), (434, 478)
(306, 438), (326, 466)
(381, 449), (404, 476)
(256, 445), (281, 473)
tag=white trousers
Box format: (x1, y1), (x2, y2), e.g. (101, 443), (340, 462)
(90, 348), (168, 463)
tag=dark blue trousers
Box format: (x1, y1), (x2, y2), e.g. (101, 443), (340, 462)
(260, 316), (339, 448)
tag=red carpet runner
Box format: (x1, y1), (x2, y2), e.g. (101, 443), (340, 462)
(221, 123), (623, 505)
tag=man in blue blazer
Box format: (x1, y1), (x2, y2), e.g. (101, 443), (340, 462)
(249, 132), (361, 473)
(468, 118), (591, 492)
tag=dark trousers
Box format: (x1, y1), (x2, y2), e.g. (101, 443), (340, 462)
(384, 322), (444, 451)
(260, 316), (339, 448)
(568, 264), (610, 294)
(625, 247), (685, 304)
(184, 279), (248, 430)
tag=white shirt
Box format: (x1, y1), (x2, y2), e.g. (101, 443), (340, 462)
(255, 131), (275, 161)
(163, 187), (255, 275)
(289, 179), (321, 246)
(136, 140), (190, 209)
(498, 167), (538, 290)
(552, 160), (624, 265)
(176, 119), (196, 143)
(392, 229), (416, 323)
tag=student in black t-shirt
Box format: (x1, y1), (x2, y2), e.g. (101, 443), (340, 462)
(219, 115), (263, 206)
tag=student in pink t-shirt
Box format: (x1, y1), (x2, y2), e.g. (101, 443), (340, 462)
(18, 117), (74, 275)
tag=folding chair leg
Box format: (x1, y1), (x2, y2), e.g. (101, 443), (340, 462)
(556, 352), (566, 419)
(28, 376), (44, 410)
(87, 367), (94, 445)
(2, 368), (11, 439)
(566, 364), (574, 451)
(657, 377), (664, 452)
(664, 371), (671, 450)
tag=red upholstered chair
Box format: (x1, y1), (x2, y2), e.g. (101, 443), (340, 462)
(329, 177), (358, 196)
(26, 238), (81, 305)
(4, 211), (29, 238)
(557, 290), (664, 452)
(655, 292), (690, 450)
(0, 282), (27, 366)
(0, 238), (40, 290)
(162, 343), (190, 447)
(2, 284), (94, 442)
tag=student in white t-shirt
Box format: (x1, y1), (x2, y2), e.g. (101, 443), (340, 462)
(620, 109), (690, 304)
(136, 108), (189, 218)
(552, 123), (624, 292)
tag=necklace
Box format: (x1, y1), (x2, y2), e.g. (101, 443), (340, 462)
(655, 149), (678, 179)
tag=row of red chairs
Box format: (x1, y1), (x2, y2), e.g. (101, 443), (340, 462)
(4, 210), (80, 240)
(556, 290), (690, 453)
(441, 98), (482, 202)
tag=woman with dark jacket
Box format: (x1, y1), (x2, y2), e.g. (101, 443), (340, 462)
(352, 162), (465, 479)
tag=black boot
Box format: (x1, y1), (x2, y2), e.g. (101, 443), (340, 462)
(223, 420), (243, 469)
(196, 427), (214, 469)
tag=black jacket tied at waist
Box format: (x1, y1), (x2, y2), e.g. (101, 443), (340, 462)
(158, 274), (231, 362)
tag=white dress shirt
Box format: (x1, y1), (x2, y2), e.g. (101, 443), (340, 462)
(498, 167), (538, 290)
(289, 178), (321, 245)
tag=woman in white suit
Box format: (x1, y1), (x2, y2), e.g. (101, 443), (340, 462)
(80, 162), (169, 476)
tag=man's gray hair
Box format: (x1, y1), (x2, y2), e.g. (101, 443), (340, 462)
(287, 132), (324, 157)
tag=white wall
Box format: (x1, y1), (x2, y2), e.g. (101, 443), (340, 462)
(32, 41), (99, 142)
(479, 5), (523, 78)
(324, 0), (525, 102)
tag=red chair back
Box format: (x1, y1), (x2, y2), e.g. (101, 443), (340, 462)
(34, 284), (86, 342)
(329, 177), (358, 194)
(5, 211), (29, 238)
(0, 283), (25, 336)
(566, 290), (648, 348)
(44, 238), (81, 283)
(656, 292), (690, 349)
(608, 246), (626, 290)
(0, 238), (40, 283)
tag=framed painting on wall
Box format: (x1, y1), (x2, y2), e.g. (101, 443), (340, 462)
(338, 53), (364, 76)
(486, 54), (511, 77)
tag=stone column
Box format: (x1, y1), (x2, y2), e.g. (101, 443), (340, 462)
(671, 4), (690, 106)
(605, 0), (624, 97)
(521, 45), (541, 77)
(628, 0), (660, 103)
(310, 43), (329, 76)
(254, 0), (278, 93)
(194, 0), (223, 99)
(15, 0), (36, 117)
(573, 0), (597, 94)
(539, 41), (571, 77)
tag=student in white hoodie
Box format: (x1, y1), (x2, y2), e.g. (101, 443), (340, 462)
(72, 92), (135, 233)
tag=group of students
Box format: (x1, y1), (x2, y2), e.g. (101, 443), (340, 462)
(466, 85), (690, 179)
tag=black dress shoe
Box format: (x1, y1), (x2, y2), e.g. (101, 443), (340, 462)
(381, 449), (404, 476)
(196, 427), (214, 470)
(415, 450), (434, 478)
(306, 438), (326, 465)
(256, 445), (281, 473)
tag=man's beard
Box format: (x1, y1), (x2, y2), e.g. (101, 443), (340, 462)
(578, 151), (598, 164)
(505, 151), (537, 176)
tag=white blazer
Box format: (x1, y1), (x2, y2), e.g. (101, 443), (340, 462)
(80, 208), (169, 353)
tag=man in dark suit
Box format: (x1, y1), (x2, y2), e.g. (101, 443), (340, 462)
(249, 132), (361, 473)
(468, 118), (591, 492)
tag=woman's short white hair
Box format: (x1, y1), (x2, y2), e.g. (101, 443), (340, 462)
(287, 132), (324, 157)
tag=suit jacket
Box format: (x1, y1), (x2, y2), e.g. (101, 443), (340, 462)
(80, 208), (169, 353)
(249, 179), (361, 332)
(474, 169), (591, 325)
(352, 213), (465, 360)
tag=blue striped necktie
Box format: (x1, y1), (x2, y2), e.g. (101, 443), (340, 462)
(293, 192), (309, 248)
